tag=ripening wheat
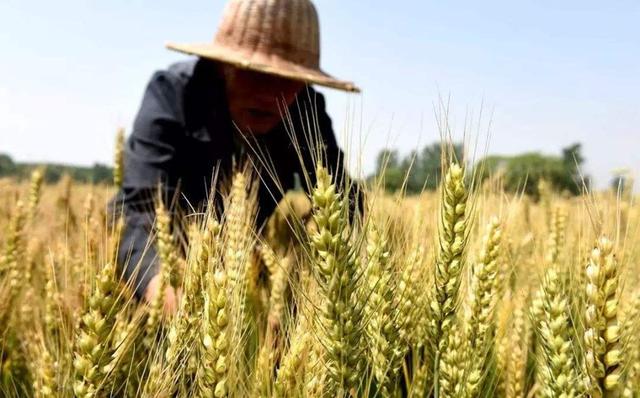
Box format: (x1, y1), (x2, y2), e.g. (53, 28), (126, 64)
(0, 134), (638, 398)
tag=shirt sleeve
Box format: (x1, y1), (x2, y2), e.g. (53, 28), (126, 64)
(113, 70), (185, 299)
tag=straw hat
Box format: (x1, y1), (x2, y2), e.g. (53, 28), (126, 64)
(166, 0), (360, 93)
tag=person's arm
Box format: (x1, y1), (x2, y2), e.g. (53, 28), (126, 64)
(114, 69), (184, 301)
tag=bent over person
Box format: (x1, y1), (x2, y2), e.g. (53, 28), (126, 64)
(113, 0), (361, 311)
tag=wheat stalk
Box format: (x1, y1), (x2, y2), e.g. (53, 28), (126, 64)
(429, 163), (471, 397)
(584, 236), (622, 397)
(536, 267), (577, 398)
(274, 322), (311, 397)
(72, 262), (121, 398)
(621, 291), (640, 397)
(113, 128), (125, 189)
(27, 167), (44, 223)
(309, 166), (364, 396)
(196, 270), (230, 398)
(364, 223), (405, 397)
(505, 298), (529, 398)
(463, 216), (503, 396)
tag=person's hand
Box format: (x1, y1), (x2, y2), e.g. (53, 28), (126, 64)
(144, 275), (181, 316)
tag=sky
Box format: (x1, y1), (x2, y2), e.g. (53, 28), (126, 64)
(0, 0), (638, 188)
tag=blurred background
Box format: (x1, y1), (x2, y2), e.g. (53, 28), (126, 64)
(0, 0), (638, 191)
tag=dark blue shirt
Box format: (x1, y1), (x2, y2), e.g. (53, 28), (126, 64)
(113, 58), (356, 298)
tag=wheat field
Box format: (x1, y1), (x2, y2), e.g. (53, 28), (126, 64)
(0, 141), (638, 397)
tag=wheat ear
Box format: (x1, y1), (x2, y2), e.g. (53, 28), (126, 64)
(584, 236), (622, 397)
(536, 267), (577, 398)
(196, 270), (230, 398)
(113, 127), (125, 189)
(464, 216), (503, 396)
(309, 166), (364, 396)
(429, 163), (470, 397)
(364, 223), (404, 397)
(72, 262), (121, 398)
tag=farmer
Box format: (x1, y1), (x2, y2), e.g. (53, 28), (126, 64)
(114, 0), (360, 312)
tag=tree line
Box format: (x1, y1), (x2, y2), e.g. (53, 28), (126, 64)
(1, 143), (593, 197)
(371, 142), (589, 198)
(0, 153), (112, 184)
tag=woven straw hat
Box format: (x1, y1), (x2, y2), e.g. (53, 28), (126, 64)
(166, 0), (360, 92)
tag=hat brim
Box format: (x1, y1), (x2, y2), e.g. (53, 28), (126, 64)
(166, 42), (360, 93)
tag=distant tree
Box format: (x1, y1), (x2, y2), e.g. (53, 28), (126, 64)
(44, 167), (62, 183)
(401, 150), (421, 193)
(91, 163), (113, 184)
(610, 168), (634, 199)
(0, 154), (16, 177)
(611, 175), (625, 193)
(505, 153), (565, 197)
(381, 167), (405, 193)
(371, 142), (464, 194)
(0, 154), (113, 185)
(562, 143), (584, 167)
(560, 143), (585, 195)
(372, 149), (402, 192)
(374, 149), (399, 174)
(476, 143), (588, 199)
(413, 142), (464, 192)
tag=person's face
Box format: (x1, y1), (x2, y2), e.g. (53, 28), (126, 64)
(223, 66), (305, 135)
